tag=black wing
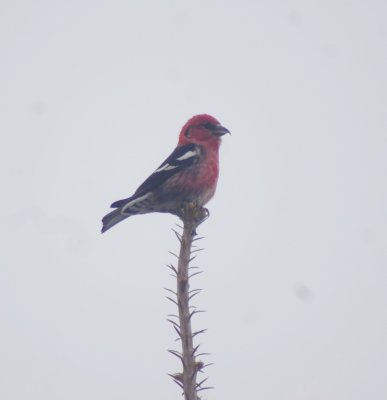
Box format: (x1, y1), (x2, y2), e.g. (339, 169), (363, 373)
(111, 143), (200, 208)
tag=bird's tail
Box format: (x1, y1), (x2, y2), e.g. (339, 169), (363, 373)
(101, 208), (130, 233)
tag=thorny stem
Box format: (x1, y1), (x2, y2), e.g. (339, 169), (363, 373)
(176, 203), (208, 400)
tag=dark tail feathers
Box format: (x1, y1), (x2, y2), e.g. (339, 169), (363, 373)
(101, 208), (130, 233)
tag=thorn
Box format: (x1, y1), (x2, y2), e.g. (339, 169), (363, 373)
(189, 309), (205, 320)
(166, 296), (178, 306)
(166, 318), (180, 328)
(196, 377), (209, 388)
(192, 236), (205, 242)
(201, 362), (214, 370)
(197, 386), (214, 392)
(168, 251), (179, 259)
(168, 349), (183, 361)
(188, 290), (202, 301)
(166, 313), (179, 319)
(167, 374), (184, 389)
(193, 329), (207, 337)
(189, 288), (202, 294)
(168, 372), (184, 383)
(192, 344), (200, 356)
(164, 288), (177, 296)
(191, 248), (204, 254)
(171, 229), (182, 242)
(172, 325), (182, 338)
(173, 380), (184, 390)
(189, 271), (203, 279)
(189, 310), (196, 320)
(166, 264), (177, 274)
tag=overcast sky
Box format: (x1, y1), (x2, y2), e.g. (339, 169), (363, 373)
(1, 1), (387, 399)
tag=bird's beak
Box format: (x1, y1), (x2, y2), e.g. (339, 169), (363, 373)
(213, 124), (231, 136)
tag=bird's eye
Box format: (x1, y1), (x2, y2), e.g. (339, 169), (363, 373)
(202, 122), (216, 131)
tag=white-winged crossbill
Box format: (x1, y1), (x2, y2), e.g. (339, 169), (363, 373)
(101, 114), (229, 233)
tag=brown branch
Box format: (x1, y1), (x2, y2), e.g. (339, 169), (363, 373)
(174, 203), (208, 400)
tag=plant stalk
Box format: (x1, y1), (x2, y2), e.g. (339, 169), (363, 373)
(176, 204), (207, 400)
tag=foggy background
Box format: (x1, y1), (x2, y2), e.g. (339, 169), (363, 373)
(1, 1), (386, 399)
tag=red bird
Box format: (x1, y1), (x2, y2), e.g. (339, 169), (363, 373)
(101, 114), (229, 233)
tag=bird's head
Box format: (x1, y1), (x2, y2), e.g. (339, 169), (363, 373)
(178, 114), (230, 148)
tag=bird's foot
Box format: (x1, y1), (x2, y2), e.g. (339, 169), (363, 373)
(178, 202), (209, 233)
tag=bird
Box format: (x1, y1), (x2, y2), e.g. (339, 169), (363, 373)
(101, 114), (229, 233)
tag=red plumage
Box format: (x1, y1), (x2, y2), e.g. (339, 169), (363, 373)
(101, 114), (229, 233)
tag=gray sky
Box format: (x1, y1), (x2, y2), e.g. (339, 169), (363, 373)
(1, 1), (387, 399)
